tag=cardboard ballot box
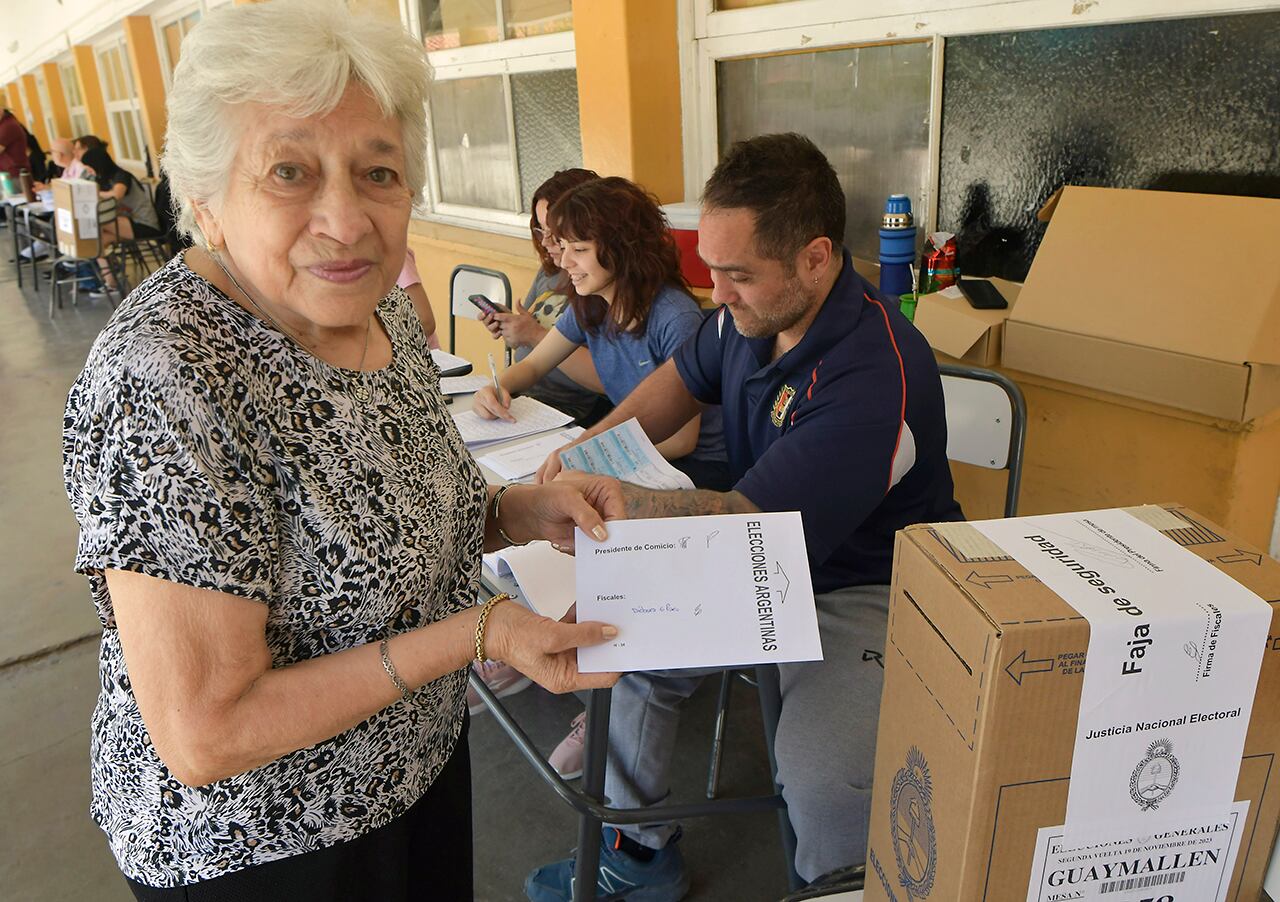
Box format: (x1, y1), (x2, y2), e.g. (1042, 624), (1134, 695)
(52, 178), (102, 258)
(865, 504), (1280, 902)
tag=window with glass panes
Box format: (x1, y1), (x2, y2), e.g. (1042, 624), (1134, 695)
(159, 9), (202, 79)
(416, 0), (582, 231)
(682, 1), (938, 261)
(60, 62), (92, 139)
(96, 40), (147, 166)
(36, 70), (60, 142)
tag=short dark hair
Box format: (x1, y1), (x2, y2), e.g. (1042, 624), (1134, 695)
(701, 132), (845, 263)
(74, 134), (107, 153)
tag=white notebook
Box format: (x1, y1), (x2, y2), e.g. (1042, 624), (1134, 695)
(451, 396), (575, 448)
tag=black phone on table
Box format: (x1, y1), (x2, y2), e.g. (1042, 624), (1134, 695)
(468, 293), (512, 316)
(957, 278), (1008, 310)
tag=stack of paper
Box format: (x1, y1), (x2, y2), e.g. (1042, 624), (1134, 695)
(430, 349), (474, 376)
(452, 396), (575, 448)
(440, 374), (492, 395)
(558, 418), (694, 490)
(477, 428), (584, 481)
(482, 542), (576, 621)
(575, 512), (822, 672)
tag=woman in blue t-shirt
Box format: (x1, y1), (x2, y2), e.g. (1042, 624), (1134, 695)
(473, 176), (729, 490)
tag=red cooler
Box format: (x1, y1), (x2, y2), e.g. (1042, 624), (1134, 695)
(661, 202), (713, 289)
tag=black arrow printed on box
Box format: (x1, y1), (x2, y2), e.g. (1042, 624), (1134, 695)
(1217, 549), (1264, 565)
(966, 570), (1014, 589)
(1005, 650), (1054, 685)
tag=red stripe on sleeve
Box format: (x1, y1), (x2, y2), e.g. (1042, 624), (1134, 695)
(864, 293), (907, 493)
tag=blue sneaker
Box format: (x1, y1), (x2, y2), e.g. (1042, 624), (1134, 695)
(525, 828), (690, 901)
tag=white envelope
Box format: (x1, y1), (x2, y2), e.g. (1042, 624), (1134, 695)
(575, 511), (822, 672)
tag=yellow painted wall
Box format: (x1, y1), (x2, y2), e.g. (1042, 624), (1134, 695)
(20, 74), (49, 147)
(407, 221), (543, 366)
(5, 82), (27, 127)
(572, 0), (684, 202)
(123, 16), (168, 158)
(41, 63), (72, 140)
(71, 46), (110, 139)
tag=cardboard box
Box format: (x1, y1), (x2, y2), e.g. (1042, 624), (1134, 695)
(914, 278), (1022, 367)
(946, 371), (1280, 555)
(52, 178), (102, 259)
(1003, 187), (1280, 422)
(865, 504), (1280, 902)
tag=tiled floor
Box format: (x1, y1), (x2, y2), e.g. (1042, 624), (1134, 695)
(0, 246), (791, 901)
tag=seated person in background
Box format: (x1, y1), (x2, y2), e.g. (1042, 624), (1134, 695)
(71, 134), (105, 181)
(480, 168), (612, 427)
(398, 247), (441, 349)
(474, 175), (730, 492)
(524, 133), (963, 902)
(34, 137), (76, 187)
(81, 144), (162, 242)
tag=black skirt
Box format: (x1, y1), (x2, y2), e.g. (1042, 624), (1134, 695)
(125, 723), (473, 902)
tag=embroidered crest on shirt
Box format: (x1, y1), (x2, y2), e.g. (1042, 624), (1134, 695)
(771, 384), (796, 427)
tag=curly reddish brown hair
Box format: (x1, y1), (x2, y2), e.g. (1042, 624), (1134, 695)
(548, 176), (687, 337)
(529, 168), (600, 275)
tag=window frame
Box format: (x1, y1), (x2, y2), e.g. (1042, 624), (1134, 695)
(93, 33), (149, 168)
(57, 56), (92, 142)
(35, 69), (59, 144)
(403, 0), (580, 237)
(678, 0), (1272, 237)
(153, 3), (204, 87)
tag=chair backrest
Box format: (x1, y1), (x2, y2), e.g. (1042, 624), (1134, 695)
(938, 363), (1027, 517)
(448, 263), (513, 355)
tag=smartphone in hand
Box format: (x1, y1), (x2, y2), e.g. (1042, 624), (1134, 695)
(957, 278), (1008, 310)
(468, 294), (512, 316)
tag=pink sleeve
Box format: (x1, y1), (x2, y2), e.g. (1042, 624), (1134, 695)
(396, 247), (422, 289)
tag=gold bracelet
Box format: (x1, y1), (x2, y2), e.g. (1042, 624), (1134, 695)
(379, 636), (413, 703)
(475, 594), (512, 663)
(491, 484), (528, 547)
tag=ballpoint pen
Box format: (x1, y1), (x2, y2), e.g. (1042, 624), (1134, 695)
(488, 352), (515, 421)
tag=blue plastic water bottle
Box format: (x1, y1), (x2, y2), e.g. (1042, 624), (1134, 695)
(879, 194), (917, 299)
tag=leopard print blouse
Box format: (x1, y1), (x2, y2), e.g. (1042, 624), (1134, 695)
(62, 254), (487, 887)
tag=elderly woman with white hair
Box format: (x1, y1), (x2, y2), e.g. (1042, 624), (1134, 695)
(61, 2), (620, 899)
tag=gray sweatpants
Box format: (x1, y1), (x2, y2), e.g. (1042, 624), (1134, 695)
(602, 584), (890, 882)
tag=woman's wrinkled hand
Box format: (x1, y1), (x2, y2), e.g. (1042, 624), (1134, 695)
(496, 477), (625, 553)
(482, 601), (620, 694)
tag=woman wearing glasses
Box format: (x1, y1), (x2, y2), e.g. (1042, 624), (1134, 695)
(479, 168), (612, 427)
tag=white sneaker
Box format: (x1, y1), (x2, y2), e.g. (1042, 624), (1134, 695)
(548, 711), (587, 781)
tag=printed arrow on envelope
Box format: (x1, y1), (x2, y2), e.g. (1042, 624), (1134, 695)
(1217, 549), (1263, 566)
(1005, 650), (1054, 686)
(966, 570), (1013, 589)
(773, 562), (790, 604)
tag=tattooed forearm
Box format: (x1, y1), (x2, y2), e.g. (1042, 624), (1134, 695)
(619, 484), (760, 519)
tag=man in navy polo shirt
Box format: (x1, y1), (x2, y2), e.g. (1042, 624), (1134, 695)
(526, 133), (962, 902)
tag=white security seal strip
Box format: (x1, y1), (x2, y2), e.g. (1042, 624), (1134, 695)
(973, 508), (1270, 902)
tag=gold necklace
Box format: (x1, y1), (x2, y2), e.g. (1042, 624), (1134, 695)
(213, 252), (374, 402)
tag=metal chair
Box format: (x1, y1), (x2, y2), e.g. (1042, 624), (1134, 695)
(14, 202), (55, 293)
(448, 263), (513, 364)
(703, 362), (1028, 800)
(48, 198), (128, 317)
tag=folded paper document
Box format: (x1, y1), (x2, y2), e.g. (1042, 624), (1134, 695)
(575, 512), (821, 672)
(559, 418), (693, 490)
